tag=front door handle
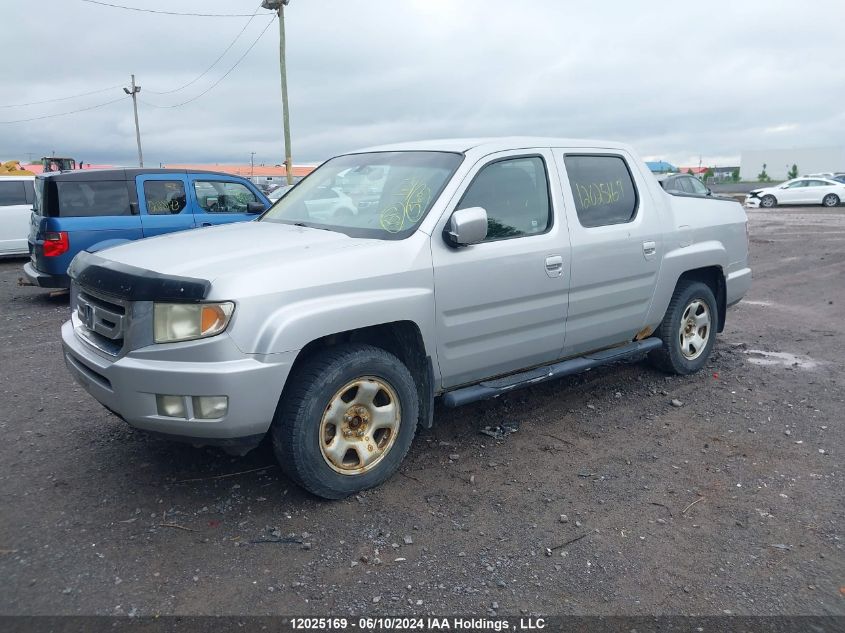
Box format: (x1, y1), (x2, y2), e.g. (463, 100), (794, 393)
(545, 255), (564, 278)
(642, 241), (657, 259)
(201, 222), (212, 227)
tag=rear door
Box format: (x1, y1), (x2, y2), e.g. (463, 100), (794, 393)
(553, 150), (664, 357)
(136, 174), (195, 237)
(188, 175), (267, 227)
(0, 179), (33, 255)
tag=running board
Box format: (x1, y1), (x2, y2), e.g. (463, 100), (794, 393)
(441, 338), (663, 408)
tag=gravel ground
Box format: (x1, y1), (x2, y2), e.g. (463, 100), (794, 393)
(1, 206), (843, 617)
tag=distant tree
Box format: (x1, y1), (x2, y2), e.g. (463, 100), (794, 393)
(787, 163), (799, 179)
(702, 168), (715, 183)
(757, 163), (771, 182)
(731, 169), (740, 183)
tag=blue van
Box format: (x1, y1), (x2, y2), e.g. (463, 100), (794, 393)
(23, 168), (269, 288)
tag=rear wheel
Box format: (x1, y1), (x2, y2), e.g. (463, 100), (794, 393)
(822, 194), (840, 207)
(271, 344), (418, 499)
(760, 194), (777, 208)
(649, 280), (718, 375)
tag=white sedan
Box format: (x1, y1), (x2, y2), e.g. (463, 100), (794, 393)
(0, 176), (35, 257)
(745, 177), (845, 209)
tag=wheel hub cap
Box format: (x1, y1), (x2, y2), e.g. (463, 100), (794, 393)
(678, 299), (711, 360)
(319, 377), (401, 475)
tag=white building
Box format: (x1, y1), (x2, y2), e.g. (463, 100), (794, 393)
(740, 147), (845, 180)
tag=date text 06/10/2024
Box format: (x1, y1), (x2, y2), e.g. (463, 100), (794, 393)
(290, 617), (547, 630)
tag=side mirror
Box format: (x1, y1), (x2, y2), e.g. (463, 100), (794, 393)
(444, 206), (487, 247)
(706, 188), (712, 196)
(247, 201), (265, 214)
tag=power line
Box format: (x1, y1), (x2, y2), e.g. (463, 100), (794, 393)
(0, 84), (123, 108)
(0, 96), (128, 124)
(146, 2), (264, 94)
(79, 0), (256, 17)
(140, 16), (275, 109)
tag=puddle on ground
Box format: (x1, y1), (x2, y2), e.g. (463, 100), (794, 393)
(745, 350), (819, 370)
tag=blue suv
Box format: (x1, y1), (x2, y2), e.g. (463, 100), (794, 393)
(24, 168), (270, 288)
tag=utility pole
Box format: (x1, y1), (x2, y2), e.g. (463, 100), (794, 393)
(262, 0), (293, 185)
(250, 151), (256, 179)
(123, 74), (144, 167)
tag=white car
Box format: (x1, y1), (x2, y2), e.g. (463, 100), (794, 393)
(0, 176), (35, 256)
(745, 177), (845, 209)
(268, 184), (294, 202)
(301, 186), (357, 221)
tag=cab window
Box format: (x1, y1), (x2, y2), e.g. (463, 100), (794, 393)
(564, 155), (638, 227)
(143, 180), (187, 215)
(194, 180), (257, 213)
(457, 156), (551, 241)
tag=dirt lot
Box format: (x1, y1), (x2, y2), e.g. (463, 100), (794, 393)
(1, 207), (843, 617)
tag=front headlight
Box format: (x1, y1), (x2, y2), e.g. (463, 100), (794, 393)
(153, 302), (235, 343)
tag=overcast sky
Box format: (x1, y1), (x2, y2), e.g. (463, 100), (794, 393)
(1, 0), (843, 168)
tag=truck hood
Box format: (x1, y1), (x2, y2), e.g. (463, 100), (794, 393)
(96, 221), (373, 282)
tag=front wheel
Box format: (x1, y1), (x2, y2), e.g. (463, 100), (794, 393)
(760, 194), (777, 208)
(271, 343), (418, 499)
(822, 194), (840, 207)
(649, 280), (718, 375)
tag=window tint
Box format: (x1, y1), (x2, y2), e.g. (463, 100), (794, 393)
(194, 180), (257, 213)
(0, 180), (28, 205)
(785, 180), (806, 188)
(457, 156), (550, 240)
(688, 177), (709, 195)
(143, 180), (187, 215)
(564, 155), (637, 227)
(807, 180), (828, 187)
(676, 178), (693, 194)
(55, 180), (131, 217)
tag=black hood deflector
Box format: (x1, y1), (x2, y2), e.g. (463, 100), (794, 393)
(69, 251), (211, 301)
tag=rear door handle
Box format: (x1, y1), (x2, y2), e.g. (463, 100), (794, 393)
(545, 255), (564, 278)
(642, 241), (657, 259)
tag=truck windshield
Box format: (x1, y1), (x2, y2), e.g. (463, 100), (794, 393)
(260, 151), (463, 239)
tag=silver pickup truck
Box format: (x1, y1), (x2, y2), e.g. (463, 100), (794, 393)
(61, 138), (751, 498)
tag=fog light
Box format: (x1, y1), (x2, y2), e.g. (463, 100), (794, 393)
(156, 394), (186, 418)
(192, 395), (228, 420)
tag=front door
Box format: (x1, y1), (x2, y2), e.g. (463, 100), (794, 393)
(137, 174), (194, 237)
(777, 180), (808, 204)
(431, 151), (570, 388)
(189, 176), (262, 228)
(553, 150), (664, 357)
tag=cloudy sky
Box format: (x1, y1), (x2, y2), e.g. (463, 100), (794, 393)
(1, 0), (843, 168)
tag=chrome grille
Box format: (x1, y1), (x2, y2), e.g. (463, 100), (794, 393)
(74, 287), (129, 355)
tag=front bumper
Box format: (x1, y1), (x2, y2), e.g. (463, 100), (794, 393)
(744, 196), (761, 208)
(61, 318), (297, 447)
(23, 262), (70, 288)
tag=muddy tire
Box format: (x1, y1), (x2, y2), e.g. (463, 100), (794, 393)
(271, 344), (418, 499)
(649, 280), (718, 375)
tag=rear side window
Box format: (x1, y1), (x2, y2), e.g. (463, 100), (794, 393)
(144, 180), (187, 215)
(564, 155), (638, 228)
(193, 180), (257, 213)
(56, 181), (131, 217)
(0, 180), (28, 205)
